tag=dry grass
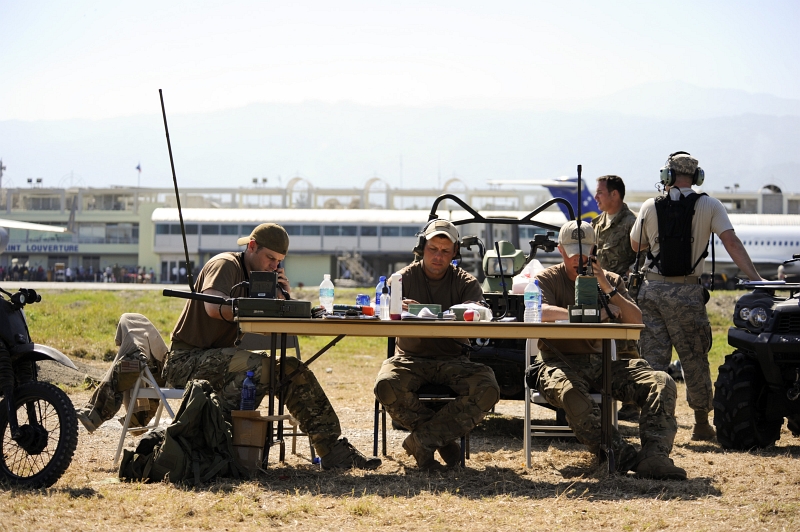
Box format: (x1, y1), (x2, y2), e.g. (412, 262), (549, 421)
(3, 289), (799, 530)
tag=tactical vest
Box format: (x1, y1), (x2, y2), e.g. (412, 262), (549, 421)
(649, 192), (708, 277)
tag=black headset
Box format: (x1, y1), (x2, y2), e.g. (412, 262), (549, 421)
(659, 151), (705, 187)
(412, 218), (461, 261)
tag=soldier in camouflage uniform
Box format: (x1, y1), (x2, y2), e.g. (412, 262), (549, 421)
(529, 220), (686, 480)
(162, 223), (380, 470)
(76, 313), (168, 433)
(592, 175), (643, 420)
(631, 152), (762, 442)
(374, 220), (500, 471)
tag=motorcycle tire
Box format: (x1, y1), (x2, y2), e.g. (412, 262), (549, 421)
(713, 351), (783, 450)
(0, 381), (79, 488)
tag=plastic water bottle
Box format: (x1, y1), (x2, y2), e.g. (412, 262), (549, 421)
(389, 272), (403, 320)
(524, 279), (542, 323)
(380, 284), (391, 320)
(319, 274), (335, 313)
(375, 276), (387, 308)
(239, 371), (257, 410)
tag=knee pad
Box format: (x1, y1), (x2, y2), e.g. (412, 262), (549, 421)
(476, 385), (500, 411)
(374, 380), (398, 406)
(562, 388), (593, 419)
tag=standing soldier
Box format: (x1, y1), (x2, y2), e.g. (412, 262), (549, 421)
(592, 175), (642, 421)
(631, 152), (762, 441)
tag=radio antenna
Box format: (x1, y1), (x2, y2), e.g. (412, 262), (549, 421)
(159, 89), (195, 293)
(576, 164), (585, 274)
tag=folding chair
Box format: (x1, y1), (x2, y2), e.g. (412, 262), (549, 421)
(523, 338), (618, 468)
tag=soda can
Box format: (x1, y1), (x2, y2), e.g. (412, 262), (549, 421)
(356, 293), (371, 306)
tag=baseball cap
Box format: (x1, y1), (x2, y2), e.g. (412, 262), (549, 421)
(558, 220), (595, 258)
(668, 153), (699, 175)
(424, 219), (459, 243)
(237, 223), (290, 254)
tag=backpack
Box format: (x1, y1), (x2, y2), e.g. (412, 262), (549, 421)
(119, 379), (247, 484)
(649, 192), (708, 277)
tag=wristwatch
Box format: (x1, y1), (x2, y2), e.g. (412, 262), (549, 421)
(605, 287), (618, 299)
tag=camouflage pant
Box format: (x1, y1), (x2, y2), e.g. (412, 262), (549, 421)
(374, 355), (500, 450)
(535, 351), (677, 458)
(638, 281), (713, 413)
(77, 351), (162, 430)
(163, 347), (341, 457)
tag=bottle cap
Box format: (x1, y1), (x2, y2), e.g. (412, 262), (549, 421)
(379, 276), (386, 281)
(324, 274), (331, 280)
(246, 371), (254, 377)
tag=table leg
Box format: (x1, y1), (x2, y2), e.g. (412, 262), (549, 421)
(600, 338), (615, 473)
(278, 332), (287, 463)
(263, 332), (278, 468)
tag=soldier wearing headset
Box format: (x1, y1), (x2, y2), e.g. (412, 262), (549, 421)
(373, 219), (500, 471)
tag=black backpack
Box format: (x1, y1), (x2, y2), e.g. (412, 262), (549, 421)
(649, 192), (708, 277)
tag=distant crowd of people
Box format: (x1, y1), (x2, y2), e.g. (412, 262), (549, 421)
(0, 264), (157, 283)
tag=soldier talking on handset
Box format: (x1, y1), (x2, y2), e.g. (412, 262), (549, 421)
(630, 152), (762, 442)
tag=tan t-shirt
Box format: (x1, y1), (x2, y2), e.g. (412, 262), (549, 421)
(631, 188), (733, 275)
(395, 262), (485, 358)
(171, 252), (248, 349)
(534, 262), (629, 356)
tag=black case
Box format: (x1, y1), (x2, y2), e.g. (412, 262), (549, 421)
(235, 298), (311, 318)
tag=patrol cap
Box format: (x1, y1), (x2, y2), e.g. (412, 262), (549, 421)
(668, 153), (699, 176)
(424, 219), (459, 243)
(558, 220), (595, 258)
(237, 223), (289, 254)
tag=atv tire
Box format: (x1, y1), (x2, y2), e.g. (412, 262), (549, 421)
(713, 351), (782, 450)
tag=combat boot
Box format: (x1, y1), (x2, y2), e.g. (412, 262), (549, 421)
(615, 442), (639, 474)
(320, 438), (382, 470)
(437, 440), (462, 468)
(634, 455), (687, 480)
(403, 433), (445, 471)
(691, 411), (717, 442)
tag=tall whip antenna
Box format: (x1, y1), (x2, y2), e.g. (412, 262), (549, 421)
(159, 89), (195, 292)
(576, 164), (585, 274)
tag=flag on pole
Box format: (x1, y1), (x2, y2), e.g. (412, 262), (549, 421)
(136, 163), (141, 173)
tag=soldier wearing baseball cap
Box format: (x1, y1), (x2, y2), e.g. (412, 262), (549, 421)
(162, 221), (381, 471)
(526, 218), (687, 480)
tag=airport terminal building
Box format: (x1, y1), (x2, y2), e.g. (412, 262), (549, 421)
(1, 182), (798, 286)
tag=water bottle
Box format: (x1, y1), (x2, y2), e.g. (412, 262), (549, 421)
(380, 285), (391, 320)
(389, 272), (403, 320)
(239, 371), (257, 410)
(524, 279), (542, 323)
(375, 276), (387, 307)
(319, 273), (335, 313)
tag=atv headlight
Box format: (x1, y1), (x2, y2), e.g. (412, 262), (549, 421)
(747, 307), (768, 328)
(739, 307), (751, 320)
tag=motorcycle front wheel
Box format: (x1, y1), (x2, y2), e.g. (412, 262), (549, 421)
(0, 381), (79, 488)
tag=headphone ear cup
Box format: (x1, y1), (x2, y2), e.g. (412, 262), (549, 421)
(659, 166), (675, 187)
(694, 167), (705, 186)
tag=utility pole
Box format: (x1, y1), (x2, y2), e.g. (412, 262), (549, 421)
(0, 159), (6, 189)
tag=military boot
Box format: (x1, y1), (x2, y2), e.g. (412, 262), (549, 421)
(691, 410), (717, 442)
(437, 440), (462, 468)
(615, 442), (639, 474)
(635, 455), (687, 480)
(320, 438), (382, 470)
(403, 433), (445, 471)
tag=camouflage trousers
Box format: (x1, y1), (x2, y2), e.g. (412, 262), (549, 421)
(535, 351), (677, 458)
(374, 355), (500, 450)
(638, 281), (713, 413)
(162, 347), (341, 457)
(77, 351), (162, 430)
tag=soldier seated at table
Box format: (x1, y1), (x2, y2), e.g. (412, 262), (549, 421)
(526, 220), (686, 480)
(373, 219), (500, 471)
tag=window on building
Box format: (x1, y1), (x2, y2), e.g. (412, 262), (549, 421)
(201, 224), (220, 235)
(401, 227), (418, 237)
(156, 224), (170, 235)
(324, 226), (340, 236)
(341, 226), (357, 236)
(381, 226), (400, 237)
(361, 226), (378, 236)
(302, 225), (321, 236)
(220, 225), (239, 235)
(79, 223), (106, 243)
(283, 225), (301, 236)
(240, 224), (256, 236)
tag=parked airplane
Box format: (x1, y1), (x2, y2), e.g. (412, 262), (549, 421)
(487, 177), (799, 280)
(0, 220), (67, 254)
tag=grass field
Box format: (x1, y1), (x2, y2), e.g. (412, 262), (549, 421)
(2, 288), (799, 531)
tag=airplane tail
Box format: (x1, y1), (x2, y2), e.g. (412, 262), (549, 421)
(541, 177), (599, 221)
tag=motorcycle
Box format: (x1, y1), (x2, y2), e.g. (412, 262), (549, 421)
(0, 287), (78, 488)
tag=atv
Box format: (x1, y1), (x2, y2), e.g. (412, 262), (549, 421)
(713, 254), (800, 450)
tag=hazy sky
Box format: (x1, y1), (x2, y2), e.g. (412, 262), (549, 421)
(3, 0), (799, 121)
